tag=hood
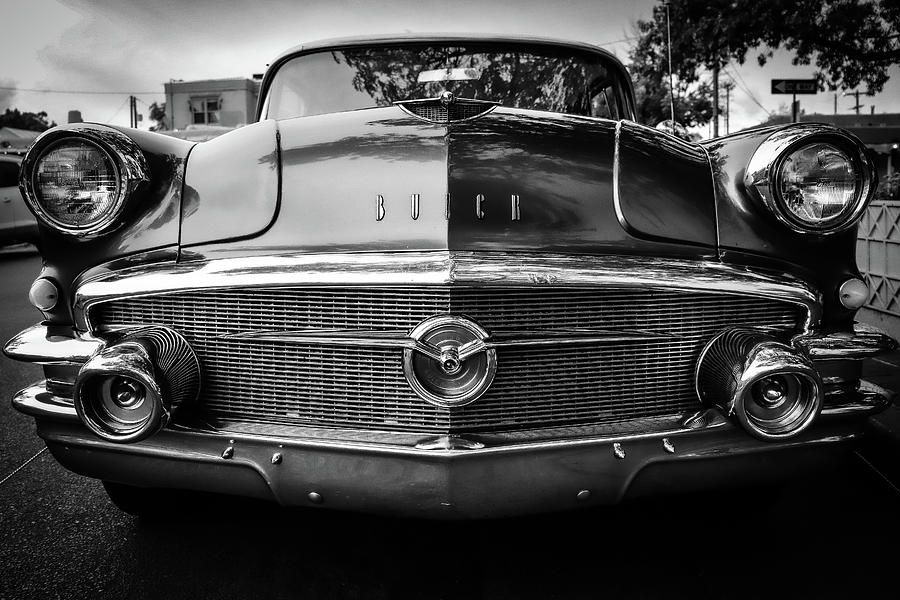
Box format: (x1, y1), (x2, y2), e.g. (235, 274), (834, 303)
(183, 108), (717, 255)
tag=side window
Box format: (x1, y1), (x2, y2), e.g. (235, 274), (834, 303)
(0, 160), (19, 188)
(591, 86), (620, 120)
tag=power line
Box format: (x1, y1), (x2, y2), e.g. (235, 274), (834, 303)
(0, 86), (161, 95)
(723, 67), (772, 116)
(596, 35), (640, 46)
(726, 66), (769, 115)
(105, 95), (131, 123)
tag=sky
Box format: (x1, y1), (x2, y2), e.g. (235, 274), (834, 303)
(2, 0), (899, 138)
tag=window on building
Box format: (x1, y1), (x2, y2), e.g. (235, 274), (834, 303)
(190, 97), (220, 125)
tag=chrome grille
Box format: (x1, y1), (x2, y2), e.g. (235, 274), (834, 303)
(92, 287), (804, 433)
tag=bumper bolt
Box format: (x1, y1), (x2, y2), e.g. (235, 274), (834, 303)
(221, 446), (234, 459)
(308, 492), (323, 504)
(271, 452), (283, 465)
(576, 490), (591, 502)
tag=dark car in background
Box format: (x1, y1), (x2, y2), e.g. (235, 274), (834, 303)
(0, 153), (38, 246)
(4, 34), (897, 518)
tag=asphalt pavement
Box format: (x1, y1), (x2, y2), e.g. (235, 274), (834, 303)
(2, 247), (900, 600)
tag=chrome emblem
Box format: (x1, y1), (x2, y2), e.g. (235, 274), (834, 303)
(403, 315), (497, 408)
(439, 91), (454, 106)
(374, 193), (523, 221)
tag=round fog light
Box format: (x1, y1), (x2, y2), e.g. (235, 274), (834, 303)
(839, 278), (869, 309)
(98, 376), (153, 429)
(745, 373), (818, 437)
(28, 278), (58, 311)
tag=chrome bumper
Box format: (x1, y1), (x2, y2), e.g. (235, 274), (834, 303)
(13, 379), (894, 518)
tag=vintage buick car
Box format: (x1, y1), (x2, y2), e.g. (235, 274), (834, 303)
(5, 34), (898, 518)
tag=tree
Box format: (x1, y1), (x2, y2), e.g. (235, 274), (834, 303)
(0, 108), (56, 131)
(637, 0), (900, 93)
(148, 102), (167, 131)
(628, 21), (716, 128)
(337, 46), (628, 117)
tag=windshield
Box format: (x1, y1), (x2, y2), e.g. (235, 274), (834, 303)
(264, 43), (629, 120)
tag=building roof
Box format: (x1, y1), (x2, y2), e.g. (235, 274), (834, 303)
(755, 113), (900, 152)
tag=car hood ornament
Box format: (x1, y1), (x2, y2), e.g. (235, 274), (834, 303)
(403, 315), (497, 408)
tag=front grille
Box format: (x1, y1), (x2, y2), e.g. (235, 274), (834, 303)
(91, 287), (804, 434)
(400, 101), (494, 123)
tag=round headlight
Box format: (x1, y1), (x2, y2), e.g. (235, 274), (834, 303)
(20, 126), (149, 238)
(32, 139), (122, 233)
(777, 143), (857, 229)
(744, 125), (875, 235)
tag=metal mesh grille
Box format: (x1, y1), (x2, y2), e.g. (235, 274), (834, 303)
(402, 102), (493, 123)
(92, 287), (804, 434)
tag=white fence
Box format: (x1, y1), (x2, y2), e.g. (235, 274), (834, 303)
(857, 200), (900, 338)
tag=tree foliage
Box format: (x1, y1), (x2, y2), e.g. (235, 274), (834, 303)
(636, 0), (900, 93)
(148, 101), (167, 131)
(628, 37), (715, 128)
(336, 46), (623, 117)
(0, 108), (56, 131)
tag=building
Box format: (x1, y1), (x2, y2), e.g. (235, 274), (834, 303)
(163, 77), (262, 131)
(754, 112), (900, 198)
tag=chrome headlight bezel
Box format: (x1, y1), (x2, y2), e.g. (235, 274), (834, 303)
(743, 125), (876, 235)
(19, 126), (150, 238)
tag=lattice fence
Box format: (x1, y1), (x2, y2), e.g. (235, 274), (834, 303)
(857, 200), (900, 316)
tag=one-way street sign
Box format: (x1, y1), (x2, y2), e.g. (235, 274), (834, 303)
(771, 79), (818, 94)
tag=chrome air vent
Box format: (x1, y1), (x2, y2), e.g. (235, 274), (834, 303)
(395, 94), (497, 123)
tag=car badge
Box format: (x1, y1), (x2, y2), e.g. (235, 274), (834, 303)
(403, 315), (497, 408)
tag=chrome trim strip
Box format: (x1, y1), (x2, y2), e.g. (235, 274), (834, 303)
(821, 380), (894, 416)
(3, 324), (105, 365)
(73, 251), (822, 332)
(794, 322), (898, 359)
(12, 382), (79, 420)
(612, 120), (626, 231)
(222, 327), (681, 347)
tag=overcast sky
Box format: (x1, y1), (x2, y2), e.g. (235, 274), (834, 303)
(3, 0), (899, 137)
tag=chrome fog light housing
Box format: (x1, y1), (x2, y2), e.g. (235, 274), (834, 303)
(696, 328), (823, 441)
(77, 367), (165, 442)
(73, 327), (200, 443)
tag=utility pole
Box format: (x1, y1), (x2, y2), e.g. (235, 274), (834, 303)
(844, 90), (865, 115)
(712, 64), (719, 137)
(663, 1), (675, 127)
(723, 81), (734, 134)
(129, 95), (136, 128)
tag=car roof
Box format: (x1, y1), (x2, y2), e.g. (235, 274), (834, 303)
(270, 33), (624, 67)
